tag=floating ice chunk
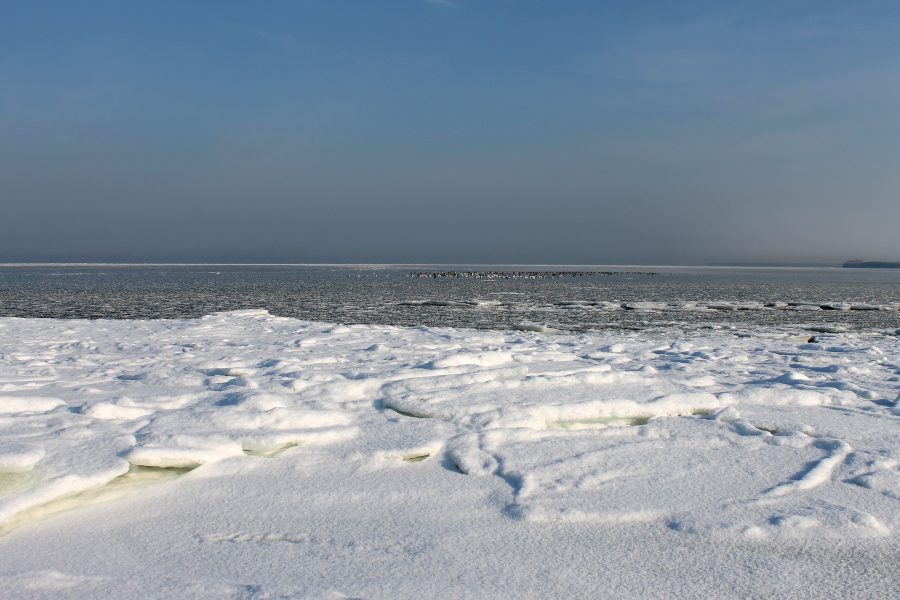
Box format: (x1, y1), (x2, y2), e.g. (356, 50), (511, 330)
(849, 304), (886, 311)
(819, 303), (851, 311)
(208, 308), (272, 318)
(706, 303), (740, 311)
(622, 302), (668, 311)
(511, 323), (559, 333)
(805, 324), (849, 333)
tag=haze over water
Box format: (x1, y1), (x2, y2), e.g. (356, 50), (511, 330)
(2, 2), (899, 265)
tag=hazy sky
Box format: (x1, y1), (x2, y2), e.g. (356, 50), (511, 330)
(1, 1), (898, 264)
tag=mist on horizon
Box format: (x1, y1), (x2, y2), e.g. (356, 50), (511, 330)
(2, 1), (899, 265)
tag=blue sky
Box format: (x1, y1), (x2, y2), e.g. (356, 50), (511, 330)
(1, 1), (898, 263)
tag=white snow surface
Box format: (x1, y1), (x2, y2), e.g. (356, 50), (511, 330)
(0, 310), (898, 598)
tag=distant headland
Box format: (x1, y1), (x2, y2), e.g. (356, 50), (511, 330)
(843, 260), (900, 269)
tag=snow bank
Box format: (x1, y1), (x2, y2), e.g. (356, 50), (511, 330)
(0, 311), (897, 598)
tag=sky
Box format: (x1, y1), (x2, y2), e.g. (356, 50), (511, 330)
(1, 0), (899, 264)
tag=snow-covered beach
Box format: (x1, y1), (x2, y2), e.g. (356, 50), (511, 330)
(1, 310), (897, 598)
(6, 0), (900, 594)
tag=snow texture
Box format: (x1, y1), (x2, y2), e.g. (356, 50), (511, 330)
(0, 310), (897, 598)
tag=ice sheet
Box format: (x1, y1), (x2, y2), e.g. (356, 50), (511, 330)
(0, 311), (897, 598)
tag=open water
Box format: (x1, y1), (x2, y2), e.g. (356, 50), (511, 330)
(1, 264), (898, 333)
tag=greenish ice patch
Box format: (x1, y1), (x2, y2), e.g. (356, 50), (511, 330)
(0, 465), (196, 537)
(242, 442), (299, 458)
(402, 453), (430, 463)
(0, 471), (33, 493)
(546, 416), (651, 430)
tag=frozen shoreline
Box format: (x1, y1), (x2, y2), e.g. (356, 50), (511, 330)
(0, 311), (898, 598)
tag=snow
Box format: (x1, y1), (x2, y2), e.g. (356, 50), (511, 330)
(0, 310), (897, 598)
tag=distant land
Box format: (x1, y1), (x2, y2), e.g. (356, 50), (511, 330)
(706, 262), (838, 268)
(843, 260), (900, 269)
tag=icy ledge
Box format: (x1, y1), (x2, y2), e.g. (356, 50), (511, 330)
(0, 310), (897, 598)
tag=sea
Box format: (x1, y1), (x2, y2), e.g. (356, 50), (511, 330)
(1, 264), (898, 334)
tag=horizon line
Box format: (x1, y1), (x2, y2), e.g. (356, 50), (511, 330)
(0, 261), (846, 269)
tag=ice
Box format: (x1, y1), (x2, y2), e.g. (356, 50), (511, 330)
(424, 350), (514, 369)
(0, 396), (65, 413)
(0, 311), (897, 598)
(0, 445), (44, 474)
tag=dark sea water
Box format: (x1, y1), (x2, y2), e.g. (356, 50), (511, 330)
(1, 264), (899, 333)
